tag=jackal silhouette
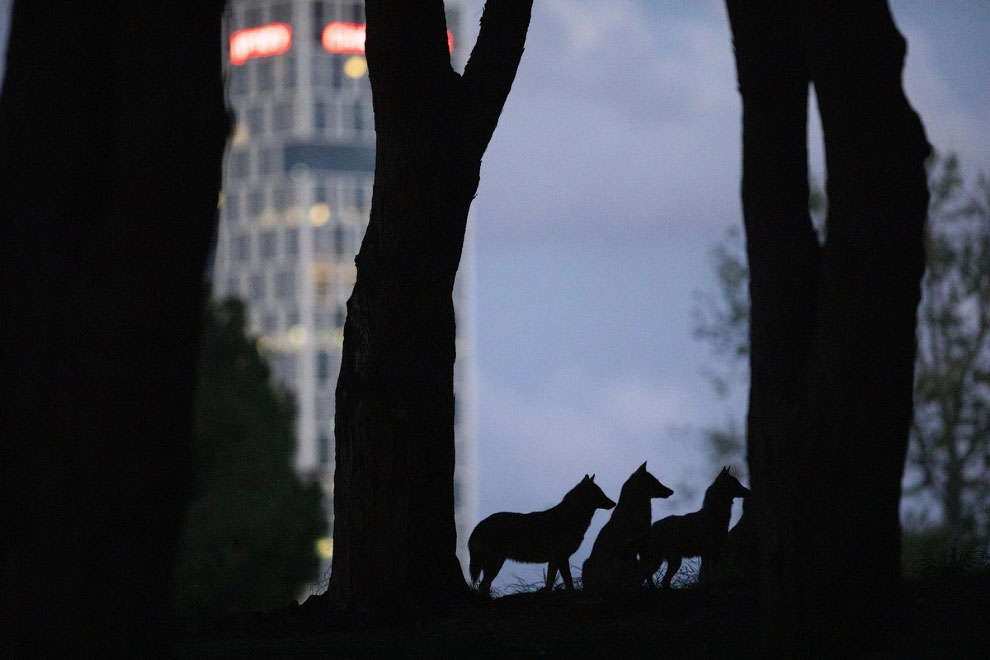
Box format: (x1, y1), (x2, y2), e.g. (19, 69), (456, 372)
(581, 462), (673, 592)
(468, 474), (616, 597)
(640, 466), (750, 588)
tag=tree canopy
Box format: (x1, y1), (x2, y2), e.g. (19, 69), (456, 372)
(174, 297), (326, 618)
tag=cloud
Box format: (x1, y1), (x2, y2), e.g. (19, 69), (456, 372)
(524, 0), (736, 125)
(467, 0), (743, 241)
(477, 366), (707, 516)
(898, 24), (990, 170)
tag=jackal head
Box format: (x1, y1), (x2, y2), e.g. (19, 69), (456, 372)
(573, 474), (616, 510)
(626, 461), (674, 500)
(713, 466), (751, 500)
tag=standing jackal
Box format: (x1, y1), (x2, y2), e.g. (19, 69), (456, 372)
(468, 474), (616, 597)
(582, 462), (673, 592)
(640, 466), (750, 588)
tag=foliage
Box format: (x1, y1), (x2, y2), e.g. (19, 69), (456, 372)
(173, 297), (327, 618)
(694, 155), (990, 545)
(906, 154), (990, 542)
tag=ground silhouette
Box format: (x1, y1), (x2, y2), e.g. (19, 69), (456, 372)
(179, 565), (989, 659)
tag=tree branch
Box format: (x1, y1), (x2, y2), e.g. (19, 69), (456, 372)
(459, 0), (534, 160)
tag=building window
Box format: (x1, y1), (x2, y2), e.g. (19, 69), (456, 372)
(229, 67), (249, 97)
(318, 435), (331, 464)
(226, 276), (240, 298)
(247, 106), (265, 136)
(257, 59), (275, 92)
(348, 2), (363, 22)
(225, 189), (241, 219)
(312, 2), (325, 41)
(262, 312), (278, 333)
(354, 183), (366, 210)
(313, 101), (327, 131)
(314, 184), (328, 204)
(248, 188), (265, 216)
(331, 55), (342, 89)
(314, 226), (332, 255)
(259, 230), (277, 258)
(229, 150), (249, 179)
(245, 7), (263, 27)
(249, 274), (266, 302)
(286, 309), (299, 327)
(317, 350), (330, 381)
(334, 305), (346, 329)
(272, 3), (292, 23)
(333, 224), (346, 258)
(283, 55), (296, 90)
(273, 101), (293, 133)
(275, 270), (295, 298)
(234, 233), (251, 262)
(285, 228), (299, 256)
(274, 186), (292, 210)
(259, 149), (280, 176)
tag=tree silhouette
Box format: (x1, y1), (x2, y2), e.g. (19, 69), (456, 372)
(0, 2), (227, 656)
(325, 0), (534, 616)
(724, 0), (931, 653)
(696, 156), (990, 550)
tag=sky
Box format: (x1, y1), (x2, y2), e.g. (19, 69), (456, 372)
(453, 0), (990, 589)
(1, 0), (987, 592)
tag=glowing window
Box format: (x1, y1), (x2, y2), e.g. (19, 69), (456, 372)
(229, 23), (292, 66)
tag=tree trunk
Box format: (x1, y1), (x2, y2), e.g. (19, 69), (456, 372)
(726, 0), (930, 653)
(326, 0), (533, 616)
(0, 2), (228, 657)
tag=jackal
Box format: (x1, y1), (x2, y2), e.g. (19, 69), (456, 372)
(582, 462), (673, 592)
(468, 474), (616, 597)
(641, 466), (750, 588)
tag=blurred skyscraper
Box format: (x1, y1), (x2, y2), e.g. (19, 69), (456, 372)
(213, 0), (477, 577)
(0, 0), (10, 89)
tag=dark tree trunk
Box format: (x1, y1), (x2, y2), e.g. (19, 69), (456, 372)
(326, 1), (533, 616)
(0, 2), (228, 657)
(725, 0), (930, 653)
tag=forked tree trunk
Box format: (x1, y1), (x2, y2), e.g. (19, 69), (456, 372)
(327, 1), (533, 616)
(0, 2), (227, 657)
(725, 0), (930, 653)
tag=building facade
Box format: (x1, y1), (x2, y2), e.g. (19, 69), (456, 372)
(213, 0), (477, 577)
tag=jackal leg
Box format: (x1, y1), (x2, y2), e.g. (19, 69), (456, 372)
(559, 561), (575, 590)
(479, 556), (506, 597)
(546, 560), (559, 590)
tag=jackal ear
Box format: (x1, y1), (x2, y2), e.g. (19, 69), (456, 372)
(590, 473), (596, 481)
(638, 461), (648, 472)
(584, 474), (590, 481)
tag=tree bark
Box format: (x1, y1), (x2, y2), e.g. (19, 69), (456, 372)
(326, 0), (533, 616)
(0, 2), (227, 657)
(725, 0), (930, 653)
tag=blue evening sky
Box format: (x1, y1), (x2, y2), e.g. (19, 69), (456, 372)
(457, 0), (990, 588)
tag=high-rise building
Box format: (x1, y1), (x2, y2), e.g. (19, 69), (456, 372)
(213, 0), (477, 578)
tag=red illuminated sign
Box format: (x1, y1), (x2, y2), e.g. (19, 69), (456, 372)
(322, 22), (454, 55)
(229, 23), (292, 66)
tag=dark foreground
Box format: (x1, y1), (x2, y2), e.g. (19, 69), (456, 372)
(179, 573), (989, 659)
